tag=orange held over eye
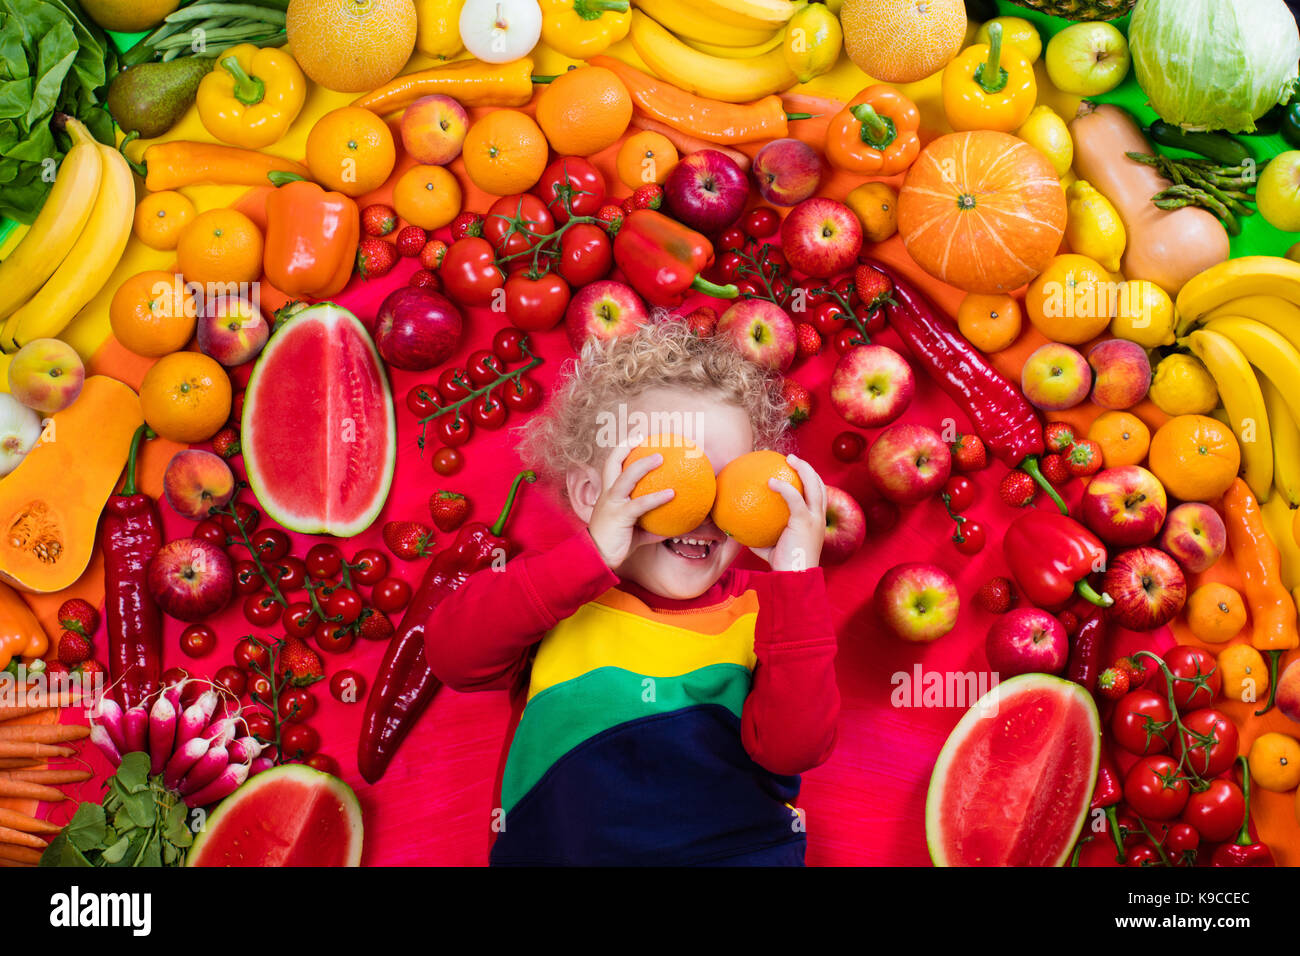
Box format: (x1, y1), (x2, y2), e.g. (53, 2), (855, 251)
(140, 352), (232, 444)
(712, 450), (802, 549)
(535, 66), (632, 158)
(305, 106), (397, 198)
(462, 110), (549, 197)
(623, 434), (717, 538)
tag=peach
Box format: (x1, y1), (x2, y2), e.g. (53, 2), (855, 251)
(163, 449), (236, 520)
(197, 296), (269, 367)
(400, 95), (469, 166)
(1021, 343), (1091, 410)
(1276, 659), (1300, 724)
(7, 338), (84, 414)
(1088, 338), (1151, 410)
(1159, 502), (1227, 573)
(752, 138), (821, 207)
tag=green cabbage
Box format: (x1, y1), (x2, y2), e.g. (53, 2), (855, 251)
(1130, 0), (1300, 133)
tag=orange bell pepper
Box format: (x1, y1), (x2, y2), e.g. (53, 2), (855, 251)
(263, 176), (359, 300)
(0, 582), (48, 672)
(825, 85), (921, 176)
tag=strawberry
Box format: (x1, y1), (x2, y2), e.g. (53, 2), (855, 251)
(279, 635), (324, 685)
(950, 434), (987, 472)
(357, 608), (394, 642)
(58, 598), (99, 636)
(75, 659), (105, 684)
(1044, 422), (1076, 454)
(998, 470), (1036, 508)
(630, 183), (663, 210)
(420, 238), (448, 271)
(1066, 438), (1103, 478)
(409, 269), (440, 290)
(1115, 655), (1147, 688)
(356, 237), (398, 279)
(621, 198), (636, 216)
(975, 577), (1014, 614)
(795, 322), (822, 359)
(595, 204), (624, 236)
(210, 426), (241, 459)
(383, 521), (435, 561)
(681, 306), (716, 337)
(1040, 453), (1070, 485)
(781, 379), (813, 427)
(853, 264), (893, 311)
(450, 212), (484, 240)
(1097, 666), (1130, 701)
(229, 388), (247, 424)
(57, 631), (92, 667)
(429, 490), (469, 532)
(43, 661), (70, 682)
(395, 226), (428, 257)
(360, 203), (397, 237)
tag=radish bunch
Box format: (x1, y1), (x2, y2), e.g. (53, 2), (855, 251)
(89, 680), (271, 808)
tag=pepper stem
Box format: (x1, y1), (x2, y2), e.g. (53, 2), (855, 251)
(1020, 456), (1068, 514)
(221, 55), (266, 106)
(691, 275), (740, 299)
(975, 21), (1010, 96)
(118, 130), (147, 177)
(1234, 755), (1253, 846)
(1254, 649), (1283, 716)
(490, 470), (538, 537)
(851, 103), (898, 150)
(1104, 805), (1126, 862)
(573, 0), (628, 17)
(267, 170), (305, 187)
(119, 425), (156, 498)
(785, 112), (816, 121)
(1075, 578), (1113, 608)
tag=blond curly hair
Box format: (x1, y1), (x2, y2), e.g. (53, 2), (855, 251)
(517, 318), (789, 482)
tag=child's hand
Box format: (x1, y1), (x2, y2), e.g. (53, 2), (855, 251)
(750, 454), (827, 572)
(586, 443), (675, 569)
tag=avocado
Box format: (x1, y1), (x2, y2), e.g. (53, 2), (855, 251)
(107, 58), (213, 140)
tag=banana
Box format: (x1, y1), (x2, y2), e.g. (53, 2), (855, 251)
(1184, 328), (1273, 503)
(1262, 493), (1300, 591)
(1203, 295), (1300, 352)
(1177, 256), (1300, 324)
(685, 31), (785, 58)
(632, 0), (781, 45)
(1202, 315), (1300, 427)
(1262, 376), (1300, 507)
(691, 0), (798, 29)
(629, 11), (797, 103)
(3, 143), (134, 351)
(0, 119), (103, 322)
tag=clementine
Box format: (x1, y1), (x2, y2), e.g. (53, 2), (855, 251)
(392, 164), (462, 230)
(956, 293), (1022, 353)
(462, 110), (549, 197)
(536, 66), (632, 158)
(845, 181), (899, 245)
(1216, 642), (1267, 709)
(624, 434), (716, 537)
(175, 208), (263, 287)
(1025, 254), (1114, 345)
(306, 106), (397, 197)
(1148, 414), (1240, 502)
(1087, 410), (1150, 469)
(617, 130), (677, 189)
(1186, 583), (1246, 644)
(133, 191), (195, 251)
(1249, 732), (1300, 792)
(140, 352), (232, 443)
(110, 271), (197, 358)
(712, 450), (802, 549)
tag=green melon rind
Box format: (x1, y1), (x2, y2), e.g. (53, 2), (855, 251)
(187, 763), (365, 867)
(924, 673), (1101, 868)
(241, 303), (396, 538)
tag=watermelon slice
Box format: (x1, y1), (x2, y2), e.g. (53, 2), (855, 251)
(187, 765), (364, 867)
(242, 303), (395, 537)
(926, 674), (1100, 867)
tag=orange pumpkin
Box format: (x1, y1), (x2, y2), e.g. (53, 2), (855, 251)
(897, 131), (1066, 295)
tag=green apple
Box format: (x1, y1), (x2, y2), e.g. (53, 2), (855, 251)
(1045, 22), (1130, 97)
(1259, 151), (1300, 233)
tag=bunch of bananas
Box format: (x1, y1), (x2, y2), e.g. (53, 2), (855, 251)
(0, 118), (133, 352)
(628, 0), (841, 102)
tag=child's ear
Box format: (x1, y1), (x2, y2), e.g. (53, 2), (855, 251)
(566, 465), (602, 523)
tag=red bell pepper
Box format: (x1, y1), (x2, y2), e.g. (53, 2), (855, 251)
(1211, 757), (1275, 867)
(1003, 511), (1112, 610)
(611, 209), (738, 307)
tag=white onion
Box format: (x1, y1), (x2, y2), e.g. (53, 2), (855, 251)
(459, 0), (542, 64)
(0, 392), (42, 477)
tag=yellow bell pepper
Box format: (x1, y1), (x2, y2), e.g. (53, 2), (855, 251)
(415, 0), (466, 60)
(196, 44), (306, 149)
(0, 581), (48, 672)
(539, 0), (630, 60)
(942, 22), (1036, 134)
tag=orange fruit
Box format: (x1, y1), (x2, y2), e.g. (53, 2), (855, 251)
(1087, 410), (1150, 469)
(617, 130), (677, 189)
(712, 450), (803, 549)
(956, 293), (1022, 353)
(306, 106), (396, 198)
(1186, 583), (1246, 644)
(133, 191), (195, 251)
(1148, 414), (1240, 502)
(841, 0), (966, 84)
(535, 66), (632, 157)
(140, 352), (232, 443)
(109, 271), (197, 358)
(623, 434), (717, 537)
(392, 164), (462, 230)
(285, 0), (416, 94)
(1249, 732), (1300, 792)
(176, 208), (263, 287)
(462, 110), (549, 197)
(845, 181), (899, 244)
(1217, 641), (1267, 706)
(1024, 254), (1114, 344)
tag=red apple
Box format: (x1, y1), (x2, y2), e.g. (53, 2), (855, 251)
(823, 485), (866, 563)
(874, 562), (959, 642)
(373, 287), (464, 371)
(662, 149), (748, 235)
(564, 280), (648, 351)
(1159, 502), (1227, 574)
(1103, 547), (1187, 631)
(985, 607), (1068, 677)
(867, 423), (952, 504)
(147, 538), (234, 622)
(830, 344), (915, 428)
(752, 138), (821, 207)
(780, 197), (862, 278)
(1080, 465), (1168, 546)
(715, 299), (796, 371)
(162, 450), (235, 520)
(864, 498), (900, 536)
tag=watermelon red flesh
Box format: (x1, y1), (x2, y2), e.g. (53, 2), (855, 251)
(242, 305), (395, 537)
(926, 675), (1100, 867)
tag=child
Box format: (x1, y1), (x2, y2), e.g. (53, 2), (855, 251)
(424, 321), (840, 866)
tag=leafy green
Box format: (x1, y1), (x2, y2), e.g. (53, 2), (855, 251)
(0, 0), (117, 223)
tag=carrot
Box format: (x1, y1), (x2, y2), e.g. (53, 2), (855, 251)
(0, 807), (61, 834)
(351, 57), (535, 113)
(0, 857), (35, 867)
(0, 723), (89, 743)
(0, 843), (43, 864)
(132, 140), (311, 192)
(0, 777), (66, 801)
(629, 117), (751, 172)
(0, 742), (75, 759)
(1, 768), (92, 785)
(0, 758), (40, 770)
(0, 826), (47, 850)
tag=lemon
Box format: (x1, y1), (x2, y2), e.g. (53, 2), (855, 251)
(1017, 106), (1072, 177)
(80, 0), (179, 30)
(1065, 179), (1125, 273)
(1111, 280), (1176, 348)
(975, 16), (1042, 63)
(1149, 354), (1219, 416)
(782, 2), (843, 84)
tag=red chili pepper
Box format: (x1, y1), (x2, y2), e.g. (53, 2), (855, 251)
(1211, 756), (1275, 867)
(1090, 747), (1127, 862)
(1002, 511), (1112, 610)
(1066, 609), (1109, 692)
(611, 209), (738, 307)
(358, 470), (535, 783)
(864, 259), (1067, 514)
(103, 425), (162, 709)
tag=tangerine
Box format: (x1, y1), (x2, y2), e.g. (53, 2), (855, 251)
(133, 191), (195, 251)
(623, 434), (717, 538)
(1087, 410), (1150, 469)
(306, 106), (397, 197)
(712, 450), (802, 549)
(109, 271), (197, 358)
(616, 130), (677, 189)
(956, 293), (1022, 353)
(1024, 253), (1113, 345)
(175, 208), (263, 287)
(462, 110), (549, 197)
(1186, 583), (1247, 644)
(1249, 732), (1300, 792)
(535, 67), (632, 158)
(392, 164), (462, 230)
(1216, 641), (1267, 706)
(1148, 414), (1240, 502)
(140, 352), (232, 443)
(845, 181), (899, 245)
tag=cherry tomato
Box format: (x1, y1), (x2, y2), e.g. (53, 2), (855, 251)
(372, 577), (412, 613)
(770, 277), (791, 303)
(502, 376), (542, 412)
(281, 723), (321, 759)
(441, 237), (504, 307)
(735, 280), (760, 298)
(219, 502), (259, 536)
(248, 671), (273, 701)
(1180, 778), (1244, 843)
(534, 156), (605, 224)
(273, 556), (306, 591)
(315, 621), (353, 654)
(469, 393), (507, 430)
(193, 518), (228, 547)
(243, 711), (274, 740)
(492, 328), (529, 364)
(766, 248), (787, 271)
(831, 430), (865, 463)
(233, 560), (263, 595)
(234, 637), (270, 672)
(483, 194), (554, 258)
(435, 412), (473, 448)
(504, 272), (571, 332)
(305, 543), (343, 580)
(180, 624), (216, 658)
(833, 276), (853, 301)
(407, 383), (440, 417)
(1159, 646), (1222, 712)
(305, 753), (338, 775)
(1112, 689), (1175, 756)
(162, 665), (189, 689)
(278, 687), (317, 724)
(833, 328), (867, 354)
(1161, 821), (1200, 861)
(811, 300), (849, 336)
(214, 665), (247, 698)
(1125, 843), (1161, 867)
(1175, 708), (1239, 777)
(249, 528), (289, 563)
(432, 447), (464, 476)
(283, 602), (317, 639)
(953, 520), (986, 555)
(743, 207), (779, 238)
(719, 227), (746, 251)
(326, 587), (363, 625)
(862, 305), (888, 335)
(1125, 755), (1190, 821)
(943, 476), (975, 512)
(558, 223), (613, 286)
(438, 367), (474, 403)
(351, 549), (388, 586)
(717, 251), (745, 283)
(466, 349), (507, 387)
(244, 592), (281, 627)
(330, 669), (367, 703)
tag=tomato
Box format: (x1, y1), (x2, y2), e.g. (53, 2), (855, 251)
(283, 602), (316, 639)
(502, 376), (541, 412)
(1174, 708), (1239, 777)
(534, 157), (605, 224)
(557, 223), (612, 286)
(214, 664), (247, 698)
(770, 277), (791, 303)
(466, 349), (507, 387)
(372, 577), (412, 613)
(811, 301), (849, 336)
(407, 383), (440, 417)
(862, 304), (889, 335)
(326, 587), (363, 625)
(833, 327), (865, 354)
(281, 723), (320, 759)
(717, 252), (745, 283)
(831, 430), (865, 463)
(1111, 689), (1174, 755)
(483, 194), (554, 258)
(441, 237), (504, 307)
(1159, 646), (1221, 712)
(1125, 843), (1161, 867)
(180, 624), (216, 658)
(305, 543), (343, 580)
(432, 447), (463, 476)
(504, 272), (571, 332)
(953, 520), (986, 555)
(249, 528), (289, 563)
(315, 621), (354, 654)
(248, 671), (273, 701)
(193, 518), (228, 547)
(305, 753), (338, 775)
(243, 593), (281, 627)
(743, 207), (779, 238)
(219, 502), (259, 536)
(351, 549), (388, 586)
(492, 328), (529, 364)
(1159, 822), (1200, 865)
(435, 413), (473, 448)
(1125, 755), (1190, 820)
(243, 710), (274, 741)
(233, 560), (263, 596)
(943, 476), (975, 512)
(273, 556), (306, 591)
(234, 637), (270, 672)
(735, 280), (760, 297)
(278, 687), (317, 724)
(438, 367), (474, 403)
(469, 393), (507, 430)
(719, 227), (746, 252)
(329, 669), (367, 703)
(1180, 778), (1244, 843)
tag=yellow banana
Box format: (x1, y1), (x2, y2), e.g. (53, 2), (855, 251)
(1177, 256), (1300, 324)
(1185, 328), (1273, 502)
(629, 10), (796, 103)
(632, 0), (780, 45)
(685, 31), (785, 58)
(3, 143), (134, 351)
(1262, 376), (1300, 507)
(1202, 295), (1300, 352)
(1262, 493), (1300, 591)
(691, 0), (798, 29)
(0, 119), (103, 321)
(1202, 315), (1300, 426)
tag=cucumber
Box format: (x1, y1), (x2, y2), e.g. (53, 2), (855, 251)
(1146, 121), (1251, 165)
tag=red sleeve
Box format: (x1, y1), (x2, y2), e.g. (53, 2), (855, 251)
(423, 530), (620, 693)
(739, 567), (840, 776)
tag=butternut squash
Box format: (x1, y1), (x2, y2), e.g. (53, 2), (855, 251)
(0, 376), (143, 593)
(1069, 102), (1229, 296)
